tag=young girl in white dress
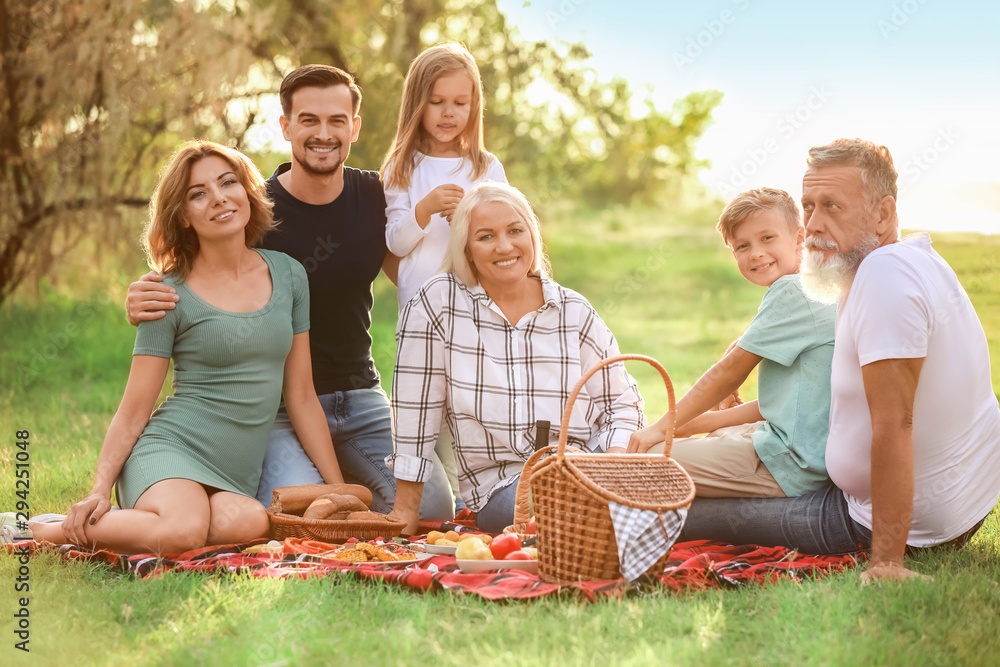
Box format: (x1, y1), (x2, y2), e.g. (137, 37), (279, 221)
(381, 44), (508, 513)
(381, 42), (507, 310)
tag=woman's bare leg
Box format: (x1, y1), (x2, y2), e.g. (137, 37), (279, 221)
(206, 491), (270, 545)
(29, 479), (211, 554)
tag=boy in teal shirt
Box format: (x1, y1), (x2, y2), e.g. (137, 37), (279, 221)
(628, 187), (835, 497)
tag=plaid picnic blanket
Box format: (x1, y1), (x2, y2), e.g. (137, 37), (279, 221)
(4, 538), (865, 602)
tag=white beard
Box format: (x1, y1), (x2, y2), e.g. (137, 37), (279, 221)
(801, 233), (879, 304)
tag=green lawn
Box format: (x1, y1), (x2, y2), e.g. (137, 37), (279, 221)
(2, 204), (999, 666)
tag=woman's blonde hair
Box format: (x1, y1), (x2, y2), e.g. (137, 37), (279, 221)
(442, 182), (551, 287)
(381, 43), (488, 190)
(144, 141), (274, 280)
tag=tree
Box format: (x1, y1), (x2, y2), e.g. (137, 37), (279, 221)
(0, 0), (721, 307)
(0, 0), (267, 305)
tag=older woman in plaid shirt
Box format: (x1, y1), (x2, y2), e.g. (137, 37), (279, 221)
(386, 183), (646, 534)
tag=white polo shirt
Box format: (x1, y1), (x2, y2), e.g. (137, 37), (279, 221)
(826, 233), (1000, 546)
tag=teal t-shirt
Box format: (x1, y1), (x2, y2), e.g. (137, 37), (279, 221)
(737, 273), (836, 496)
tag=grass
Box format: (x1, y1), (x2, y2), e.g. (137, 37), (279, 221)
(2, 203), (999, 666)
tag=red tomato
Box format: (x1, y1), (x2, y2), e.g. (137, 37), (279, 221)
(489, 533), (522, 560)
(504, 550), (533, 561)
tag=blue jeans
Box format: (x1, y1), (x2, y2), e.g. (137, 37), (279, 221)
(255, 386), (455, 520)
(474, 477), (520, 534)
(681, 483), (871, 554)
(681, 482), (987, 554)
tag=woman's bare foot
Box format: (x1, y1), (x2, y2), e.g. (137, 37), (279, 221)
(27, 520), (67, 545)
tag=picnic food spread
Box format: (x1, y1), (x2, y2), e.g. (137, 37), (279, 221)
(328, 541), (417, 563)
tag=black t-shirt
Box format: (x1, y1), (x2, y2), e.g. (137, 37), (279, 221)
(261, 163), (387, 394)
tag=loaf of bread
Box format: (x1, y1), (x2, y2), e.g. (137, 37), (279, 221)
(302, 494), (369, 520)
(269, 484), (373, 515)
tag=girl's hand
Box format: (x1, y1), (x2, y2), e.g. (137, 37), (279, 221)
(63, 493), (112, 546)
(416, 184), (465, 226)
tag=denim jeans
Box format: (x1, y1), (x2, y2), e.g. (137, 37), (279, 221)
(255, 386), (455, 520)
(681, 482), (990, 554)
(473, 477), (520, 534)
(681, 483), (872, 554)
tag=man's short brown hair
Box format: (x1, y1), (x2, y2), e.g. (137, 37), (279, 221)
(717, 187), (801, 245)
(279, 64), (362, 117)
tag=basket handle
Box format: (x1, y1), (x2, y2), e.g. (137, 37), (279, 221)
(557, 353), (676, 459)
(508, 444), (559, 530)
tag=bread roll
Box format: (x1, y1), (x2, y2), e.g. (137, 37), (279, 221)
(269, 484), (374, 514)
(302, 494), (368, 520)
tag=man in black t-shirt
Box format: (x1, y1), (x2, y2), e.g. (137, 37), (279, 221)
(126, 65), (453, 518)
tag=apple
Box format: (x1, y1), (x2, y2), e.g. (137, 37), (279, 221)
(455, 536), (492, 560)
(489, 533), (522, 560)
(504, 550), (533, 561)
(524, 518), (537, 535)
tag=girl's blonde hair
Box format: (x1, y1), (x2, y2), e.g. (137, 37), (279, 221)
(442, 182), (551, 287)
(381, 43), (488, 190)
(144, 140), (274, 280)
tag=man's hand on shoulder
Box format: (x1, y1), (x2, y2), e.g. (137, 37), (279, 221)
(125, 271), (178, 326)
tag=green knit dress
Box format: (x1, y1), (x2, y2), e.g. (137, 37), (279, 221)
(115, 249), (309, 508)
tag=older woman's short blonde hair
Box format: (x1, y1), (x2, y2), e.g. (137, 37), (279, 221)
(441, 182), (552, 287)
(144, 140), (274, 280)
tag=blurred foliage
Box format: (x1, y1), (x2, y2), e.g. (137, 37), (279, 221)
(0, 0), (721, 306)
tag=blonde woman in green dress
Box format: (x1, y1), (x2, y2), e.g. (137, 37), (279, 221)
(29, 141), (344, 554)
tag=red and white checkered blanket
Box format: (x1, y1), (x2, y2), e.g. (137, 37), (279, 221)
(4, 537), (864, 602)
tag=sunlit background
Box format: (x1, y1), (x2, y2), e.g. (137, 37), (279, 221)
(498, 0), (1000, 234)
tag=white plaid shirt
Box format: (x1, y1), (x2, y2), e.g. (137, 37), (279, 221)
(387, 273), (645, 511)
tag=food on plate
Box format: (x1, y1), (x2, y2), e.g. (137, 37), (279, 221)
(488, 532), (522, 560)
(243, 540), (284, 554)
(328, 541), (418, 563)
(302, 494), (368, 520)
(455, 536), (492, 560)
(427, 531), (491, 546)
(521, 547), (538, 560)
(504, 550), (534, 561)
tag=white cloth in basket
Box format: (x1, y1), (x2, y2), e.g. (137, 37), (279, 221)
(609, 502), (687, 582)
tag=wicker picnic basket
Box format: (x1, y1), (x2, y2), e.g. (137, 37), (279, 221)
(267, 511), (406, 542)
(509, 354), (695, 583)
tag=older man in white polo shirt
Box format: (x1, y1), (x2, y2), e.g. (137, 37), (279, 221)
(679, 138), (1000, 582)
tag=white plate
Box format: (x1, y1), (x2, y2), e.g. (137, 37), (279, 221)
(456, 558), (539, 575)
(424, 543), (458, 555)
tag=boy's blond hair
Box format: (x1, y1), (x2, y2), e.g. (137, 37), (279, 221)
(716, 187), (801, 245)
